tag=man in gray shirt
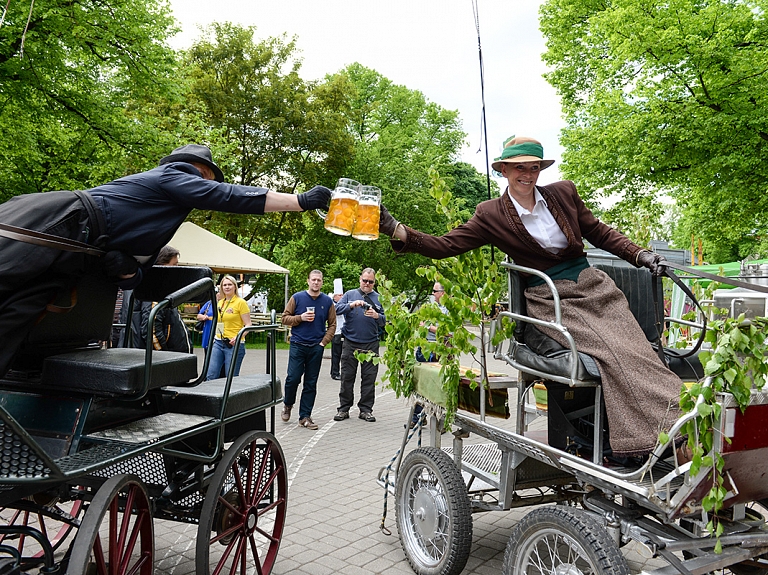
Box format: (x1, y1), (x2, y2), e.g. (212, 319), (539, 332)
(333, 268), (386, 422)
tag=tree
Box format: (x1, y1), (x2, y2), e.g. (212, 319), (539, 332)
(179, 23), (355, 262)
(540, 0), (768, 262)
(0, 0), (182, 199)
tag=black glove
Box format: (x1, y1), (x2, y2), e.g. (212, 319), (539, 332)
(379, 205), (400, 237)
(103, 250), (139, 277)
(636, 250), (667, 276)
(297, 185), (332, 211)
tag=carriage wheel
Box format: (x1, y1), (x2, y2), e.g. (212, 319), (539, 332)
(66, 474), (154, 575)
(196, 430), (288, 575)
(722, 499), (768, 575)
(395, 447), (472, 575)
(0, 490), (83, 563)
(502, 506), (630, 575)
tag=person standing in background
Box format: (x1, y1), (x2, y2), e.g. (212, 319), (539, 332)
(333, 268), (386, 423)
(206, 275), (251, 380)
(280, 270), (336, 430)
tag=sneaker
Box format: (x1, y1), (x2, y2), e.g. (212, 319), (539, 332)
(359, 411), (376, 422)
(298, 417), (318, 430)
(331, 374), (341, 380)
(333, 410), (349, 421)
(281, 405), (292, 422)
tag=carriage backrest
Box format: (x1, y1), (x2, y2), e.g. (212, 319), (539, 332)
(592, 264), (663, 344)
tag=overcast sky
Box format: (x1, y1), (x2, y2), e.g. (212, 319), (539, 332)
(167, 0), (566, 186)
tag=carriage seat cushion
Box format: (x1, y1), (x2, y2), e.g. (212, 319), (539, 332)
(41, 349), (198, 396)
(513, 340), (602, 383)
(160, 374), (282, 418)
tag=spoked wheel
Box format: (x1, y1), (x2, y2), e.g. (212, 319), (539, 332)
(0, 490), (83, 565)
(67, 474), (154, 575)
(395, 447), (472, 575)
(503, 506), (630, 575)
(196, 430), (288, 575)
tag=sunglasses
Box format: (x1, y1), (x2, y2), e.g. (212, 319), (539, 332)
(361, 279), (375, 284)
(432, 289), (444, 293)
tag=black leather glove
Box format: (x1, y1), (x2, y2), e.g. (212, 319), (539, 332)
(297, 185), (332, 211)
(103, 250), (139, 277)
(636, 250), (667, 276)
(379, 205), (400, 237)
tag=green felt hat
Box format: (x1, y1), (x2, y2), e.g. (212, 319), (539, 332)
(492, 136), (554, 172)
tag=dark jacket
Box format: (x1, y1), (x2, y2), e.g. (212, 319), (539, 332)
(140, 301), (191, 353)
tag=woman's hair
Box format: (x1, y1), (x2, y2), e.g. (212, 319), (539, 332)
(220, 274), (239, 288)
(156, 245), (180, 265)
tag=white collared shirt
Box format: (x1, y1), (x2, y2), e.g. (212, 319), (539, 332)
(507, 188), (568, 253)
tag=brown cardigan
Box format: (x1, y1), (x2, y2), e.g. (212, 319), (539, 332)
(391, 180), (644, 271)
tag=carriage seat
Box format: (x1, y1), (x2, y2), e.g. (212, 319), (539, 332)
(40, 348), (198, 397)
(4, 266), (212, 397)
(159, 374), (282, 418)
(512, 263), (704, 384)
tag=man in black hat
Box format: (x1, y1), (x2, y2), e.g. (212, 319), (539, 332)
(0, 143), (331, 377)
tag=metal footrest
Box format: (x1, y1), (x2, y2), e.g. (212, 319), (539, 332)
(85, 413), (212, 444)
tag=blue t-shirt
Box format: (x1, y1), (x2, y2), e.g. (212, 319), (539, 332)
(290, 291), (333, 345)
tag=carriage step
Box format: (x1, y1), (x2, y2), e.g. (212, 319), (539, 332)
(84, 413), (213, 444)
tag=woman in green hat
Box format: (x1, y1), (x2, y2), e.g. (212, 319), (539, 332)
(378, 135), (680, 460)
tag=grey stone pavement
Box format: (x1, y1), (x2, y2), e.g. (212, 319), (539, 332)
(152, 341), (667, 575)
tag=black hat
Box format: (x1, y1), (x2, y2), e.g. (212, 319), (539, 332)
(159, 144), (224, 182)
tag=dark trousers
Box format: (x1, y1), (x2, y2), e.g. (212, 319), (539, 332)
(339, 339), (379, 413)
(330, 333), (343, 377)
(283, 342), (324, 419)
(0, 192), (94, 377)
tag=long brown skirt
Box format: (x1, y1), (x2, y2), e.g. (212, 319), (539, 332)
(525, 266), (682, 457)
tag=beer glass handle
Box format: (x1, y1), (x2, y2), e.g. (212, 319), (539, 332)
(315, 208), (327, 220)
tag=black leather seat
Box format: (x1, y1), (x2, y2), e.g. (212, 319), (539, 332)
(160, 374), (281, 418)
(3, 266), (213, 397)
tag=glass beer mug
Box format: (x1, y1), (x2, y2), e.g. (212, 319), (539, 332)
(318, 178), (361, 236)
(351, 185), (381, 241)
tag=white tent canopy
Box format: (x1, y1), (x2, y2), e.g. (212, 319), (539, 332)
(170, 222), (288, 275)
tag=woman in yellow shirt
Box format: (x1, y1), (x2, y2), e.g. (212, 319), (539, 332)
(206, 275), (252, 380)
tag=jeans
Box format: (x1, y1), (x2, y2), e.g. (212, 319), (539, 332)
(330, 333), (343, 377)
(283, 343), (324, 419)
(206, 338), (246, 381)
(339, 339), (379, 413)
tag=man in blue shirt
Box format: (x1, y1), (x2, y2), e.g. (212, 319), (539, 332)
(0, 144), (331, 378)
(280, 270), (336, 430)
(333, 268), (386, 423)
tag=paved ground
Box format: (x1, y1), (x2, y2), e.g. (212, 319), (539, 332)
(150, 342), (667, 575)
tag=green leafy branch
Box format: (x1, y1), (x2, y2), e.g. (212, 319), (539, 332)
(368, 168), (514, 425)
(678, 315), (768, 551)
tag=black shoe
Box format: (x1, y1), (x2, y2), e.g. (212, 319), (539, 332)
(333, 410), (349, 421)
(359, 411), (376, 422)
(331, 374), (341, 380)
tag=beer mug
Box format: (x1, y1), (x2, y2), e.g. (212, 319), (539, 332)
(317, 178), (360, 236)
(351, 185), (381, 240)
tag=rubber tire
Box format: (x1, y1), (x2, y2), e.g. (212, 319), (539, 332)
(196, 430), (288, 575)
(395, 447), (472, 575)
(67, 474), (154, 575)
(503, 506), (630, 575)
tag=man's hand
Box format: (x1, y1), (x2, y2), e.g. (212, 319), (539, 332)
(103, 250), (138, 278)
(297, 185), (332, 211)
(379, 205), (399, 237)
(636, 250), (667, 276)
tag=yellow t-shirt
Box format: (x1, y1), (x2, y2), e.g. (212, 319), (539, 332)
(216, 296), (250, 340)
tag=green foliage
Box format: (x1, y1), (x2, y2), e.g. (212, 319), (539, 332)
(374, 169), (515, 425)
(680, 315), (768, 543)
(0, 0), (182, 198)
(540, 0), (768, 260)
